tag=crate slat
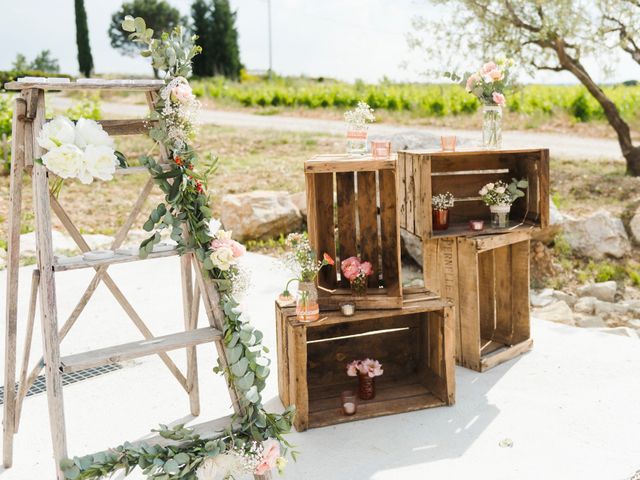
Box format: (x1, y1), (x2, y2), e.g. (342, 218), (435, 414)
(336, 172), (357, 287)
(356, 171), (380, 288)
(378, 169), (401, 297)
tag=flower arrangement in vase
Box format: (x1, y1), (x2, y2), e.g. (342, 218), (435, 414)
(432, 192), (455, 231)
(281, 233), (334, 322)
(344, 101), (375, 155)
(347, 358), (384, 400)
(446, 57), (515, 149)
(479, 178), (528, 228)
(341, 256), (373, 296)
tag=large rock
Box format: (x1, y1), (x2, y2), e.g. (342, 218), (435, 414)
(532, 197), (564, 243)
(400, 229), (423, 267)
(530, 289), (554, 307)
(630, 206), (640, 244)
(221, 190), (303, 241)
(577, 281), (618, 302)
(533, 300), (575, 326)
(574, 296), (597, 315)
(594, 299), (630, 318)
(552, 290), (578, 308)
(562, 210), (631, 259)
(574, 314), (607, 329)
(289, 191), (307, 219)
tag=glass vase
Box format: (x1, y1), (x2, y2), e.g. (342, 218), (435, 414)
(295, 281), (320, 322)
(432, 208), (450, 231)
(490, 204), (511, 228)
(482, 105), (502, 150)
(358, 374), (376, 400)
(350, 276), (368, 297)
(346, 126), (368, 155)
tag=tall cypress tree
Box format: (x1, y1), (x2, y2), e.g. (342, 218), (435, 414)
(191, 0), (213, 76)
(210, 0), (242, 79)
(75, 0), (94, 77)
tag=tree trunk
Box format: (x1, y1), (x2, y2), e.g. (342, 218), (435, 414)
(553, 39), (639, 176)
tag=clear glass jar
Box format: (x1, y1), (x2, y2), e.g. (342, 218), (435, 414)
(482, 105), (502, 150)
(295, 281), (320, 322)
(346, 126), (368, 155)
(490, 204), (511, 228)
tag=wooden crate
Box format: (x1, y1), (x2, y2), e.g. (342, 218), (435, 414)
(305, 154), (402, 309)
(424, 230), (533, 372)
(397, 149), (549, 239)
(275, 295), (455, 431)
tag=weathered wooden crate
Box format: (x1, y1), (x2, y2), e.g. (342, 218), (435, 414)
(397, 149), (549, 239)
(275, 295), (455, 431)
(424, 230), (533, 372)
(305, 154), (402, 309)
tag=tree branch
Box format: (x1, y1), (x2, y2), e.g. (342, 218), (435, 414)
(503, 0), (541, 32)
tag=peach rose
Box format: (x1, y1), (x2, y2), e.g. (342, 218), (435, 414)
(492, 92), (506, 107)
(488, 69), (503, 81)
(482, 61), (497, 74)
(255, 439), (280, 475)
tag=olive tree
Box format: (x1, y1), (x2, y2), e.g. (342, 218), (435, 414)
(412, 0), (640, 176)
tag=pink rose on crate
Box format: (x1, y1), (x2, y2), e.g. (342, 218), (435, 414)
(255, 438), (280, 475)
(171, 83), (195, 103)
(492, 92), (506, 107)
(360, 261), (373, 276)
(346, 361), (359, 377)
(482, 61), (497, 74)
(488, 69), (503, 81)
(465, 73), (480, 92)
(361, 358), (384, 378)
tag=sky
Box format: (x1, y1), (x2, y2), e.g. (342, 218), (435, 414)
(0, 0), (638, 84)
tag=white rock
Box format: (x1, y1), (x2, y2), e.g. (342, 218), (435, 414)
(574, 296), (598, 315)
(563, 210), (631, 259)
(552, 290), (577, 308)
(549, 199), (565, 225)
(625, 319), (640, 329)
(574, 314), (607, 328)
(289, 191), (307, 219)
(577, 281), (618, 302)
(533, 198), (563, 243)
(0, 248), (6, 270)
(401, 229), (423, 267)
(19, 231), (113, 255)
(533, 301), (575, 326)
(530, 289), (555, 307)
(594, 326), (639, 339)
(630, 206), (640, 244)
(221, 190), (303, 241)
(594, 299), (630, 317)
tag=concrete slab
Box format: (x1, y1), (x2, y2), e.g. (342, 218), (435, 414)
(1, 253), (639, 480)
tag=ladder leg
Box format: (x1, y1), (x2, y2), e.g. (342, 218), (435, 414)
(181, 254), (200, 416)
(31, 89), (67, 480)
(14, 269), (40, 432)
(3, 94), (27, 468)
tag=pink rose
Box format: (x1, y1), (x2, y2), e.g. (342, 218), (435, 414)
(229, 240), (246, 258)
(465, 73), (480, 92)
(492, 92), (506, 107)
(343, 265), (360, 282)
(171, 83), (195, 103)
(255, 439), (280, 475)
(482, 61), (497, 74)
(488, 69), (503, 81)
(346, 362), (358, 377)
(360, 261), (373, 277)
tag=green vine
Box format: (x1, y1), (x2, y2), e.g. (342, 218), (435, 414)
(60, 16), (295, 480)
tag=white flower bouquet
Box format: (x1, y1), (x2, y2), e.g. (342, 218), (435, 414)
(36, 115), (124, 186)
(432, 192), (455, 210)
(479, 178), (528, 207)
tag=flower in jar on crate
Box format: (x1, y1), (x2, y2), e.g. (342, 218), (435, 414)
(341, 256), (373, 294)
(479, 178), (528, 206)
(347, 358), (384, 378)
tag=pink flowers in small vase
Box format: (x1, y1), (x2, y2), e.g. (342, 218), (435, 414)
(341, 256), (373, 295)
(347, 358), (383, 400)
(346, 358), (383, 378)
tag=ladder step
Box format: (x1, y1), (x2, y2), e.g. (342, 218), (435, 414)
(53, 248), (181, 272)
(60, 327), (222, 373)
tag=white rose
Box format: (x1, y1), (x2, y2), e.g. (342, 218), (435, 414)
(83, 145), (118, 181)
(479, 187), (488, 196)
(486, 183), (495, 190)
(75, 118), (114, 149)
(495, 186), (506, 194)
(37, 116), (76, 151)
(216, 229), (233, 240)
(210, 245), (235, 271)
(41, 144), (85, 180)
(196, 457), (219, 480)
(208, 218), (222, 237)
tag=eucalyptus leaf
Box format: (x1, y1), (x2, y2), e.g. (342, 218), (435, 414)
(231, 357), (249, 377)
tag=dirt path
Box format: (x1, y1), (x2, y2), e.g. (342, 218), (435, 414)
(51, 96), (624, 161)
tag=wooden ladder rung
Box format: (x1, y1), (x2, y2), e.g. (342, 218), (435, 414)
(53, 249), (181, 272)
(59, 327), (222, 373)
(98, 119), (158, 136)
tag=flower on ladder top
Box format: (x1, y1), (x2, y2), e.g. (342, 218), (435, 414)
(347, 358), (384, 378)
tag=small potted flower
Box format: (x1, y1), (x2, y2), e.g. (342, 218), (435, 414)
(479, 178), (528, 228)
(281, 233), (334, 322)
(432, 192), (455, 230)
(347, 358), (384, 400)
(344, 101), (375, 155)
(341, 256), (373, 296)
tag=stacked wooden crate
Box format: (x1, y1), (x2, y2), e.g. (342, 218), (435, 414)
(398, 148), (549, 371)
(276, 154), (456, 431)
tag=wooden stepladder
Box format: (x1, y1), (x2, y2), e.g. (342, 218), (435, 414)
(2, 80), (246, 480)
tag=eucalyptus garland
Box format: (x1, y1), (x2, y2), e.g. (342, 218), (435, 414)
(60, 16), (294, 480)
